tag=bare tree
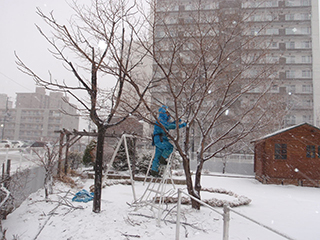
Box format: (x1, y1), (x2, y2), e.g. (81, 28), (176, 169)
(15, 0), (150, 213)
(129, 0), (287, 209)
(30, 144), (58, 200)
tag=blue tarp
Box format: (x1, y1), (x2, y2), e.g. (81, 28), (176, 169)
(72, 189), (94, 203)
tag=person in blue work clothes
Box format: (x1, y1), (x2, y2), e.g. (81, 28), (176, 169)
(150, 105), (186, 177)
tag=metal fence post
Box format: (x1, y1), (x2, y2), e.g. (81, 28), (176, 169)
(175, 188), (182, 240)
(223, 204), (230, 240)
(5, 148), (9, 162)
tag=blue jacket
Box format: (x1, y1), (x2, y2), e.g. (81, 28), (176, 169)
(152, 106), (186, 145)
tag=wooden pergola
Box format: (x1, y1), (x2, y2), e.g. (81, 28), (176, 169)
(54, 129), (122, 177)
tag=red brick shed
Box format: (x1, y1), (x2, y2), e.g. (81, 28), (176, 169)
(252, 123), (320, 187)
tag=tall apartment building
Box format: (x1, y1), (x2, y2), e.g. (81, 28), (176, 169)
(0, 87), (79, 142)
(0, 94), (13, 109)
(153, 0), (320, 128)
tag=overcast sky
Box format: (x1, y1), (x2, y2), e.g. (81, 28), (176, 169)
(1, 1), (318, 103)
(0, 1), (78, 102)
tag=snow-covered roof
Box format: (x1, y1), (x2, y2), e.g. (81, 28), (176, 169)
(251, 122), (320, 143)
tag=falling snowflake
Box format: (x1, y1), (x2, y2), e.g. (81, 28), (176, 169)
(98, 40), (108, 50)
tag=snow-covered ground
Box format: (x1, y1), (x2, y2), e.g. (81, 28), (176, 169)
(2, 174), (320, 240)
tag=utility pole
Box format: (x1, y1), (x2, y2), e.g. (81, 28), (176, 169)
(1, 97), (9, 140)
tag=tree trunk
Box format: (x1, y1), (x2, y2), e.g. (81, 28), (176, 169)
(57, 131), (64, 178)
(132, 138), (136, 179)
(44, 169), (53, 202)
(93, 125), (106, 213)
(64, 133), (70, 175)
(194, 155), (204, 209)
(182, 156), (200, 209)
(222, 157), (226, 174)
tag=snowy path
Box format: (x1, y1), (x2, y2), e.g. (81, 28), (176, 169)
(3, 175), (320, 240)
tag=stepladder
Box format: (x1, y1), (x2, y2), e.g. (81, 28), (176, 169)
(132, 149), (177, 225)
(103, 134), (178, 225)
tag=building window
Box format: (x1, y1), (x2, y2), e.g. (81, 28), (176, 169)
(185, 17), (194, 24)
(265, 0), (278, 7)
(266, 55), (278, 63)
(270, 85), (279, 93)
(286, 70), (295, 78)
(301, 41), (311, 48)
(266, 28), (279, 35)
(303, 115), (312, 123)
(200, 4), (211, 10)
(285, 0), (295, 6)
(301, 0), (311, 6)
(286, 115), (296, 125)
(244, 2), (260, 8)
(287, 85), (296, 93)
(270, 41), (278, 48)
(303, 99), (312, 107)
(300, 13), (311, 20)
(171, 5), (179, 11)
(286, 56), (295, 63)
(265, 15), (274, 21)
(286, 0), (310, 6)
(301, 27), (311, 34)
(302, 70), (312, 78)
(286, 41), (295, 49)
(185, 5), (191, 11)
(250, 28), (260, 36)
(306, 145), (315, 158)
(156, 31), (165, 38)
(302, 84), (312, 93)
(249, 15), (261, 21)
(285, 14), (295, 21)
(285, 28), (296, 35)
(302, 55), (312, 63)
(275, 144), (287, 159)
(286, 28), (294, 35)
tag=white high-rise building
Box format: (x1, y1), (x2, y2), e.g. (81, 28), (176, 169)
(153, 0), (320, 128)
(0, 87), (79, 142)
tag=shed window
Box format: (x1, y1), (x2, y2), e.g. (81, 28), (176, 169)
(275, 144), (287, 159)
(306, 145), (315, 158)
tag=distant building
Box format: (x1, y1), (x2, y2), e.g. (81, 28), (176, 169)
(121, 41), (153, 138)
(153, 0), (319, 127)
(0, 87), (79, 142)
(252, 123), (320, 187)
(0, 94), (13, 109)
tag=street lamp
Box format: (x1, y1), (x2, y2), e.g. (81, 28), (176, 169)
(1, 123), (4, 140)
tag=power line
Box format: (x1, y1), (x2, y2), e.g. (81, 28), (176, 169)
(0, 72), (33, 92)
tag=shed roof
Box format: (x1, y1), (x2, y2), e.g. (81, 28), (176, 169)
(251, 122), (320, 143)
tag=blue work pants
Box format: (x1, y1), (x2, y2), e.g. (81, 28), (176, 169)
(151, 140), (173, 172)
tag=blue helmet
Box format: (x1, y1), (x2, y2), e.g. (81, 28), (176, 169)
(158, 105), (170, 122)
(159, 105), (167, 113)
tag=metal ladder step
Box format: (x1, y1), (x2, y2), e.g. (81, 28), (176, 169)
(133, 151), (176, 208)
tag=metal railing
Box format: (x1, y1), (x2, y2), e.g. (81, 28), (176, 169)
(175, 188), (296, 240)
